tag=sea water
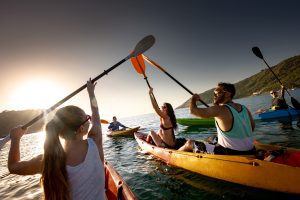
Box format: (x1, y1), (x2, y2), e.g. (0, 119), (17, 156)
(1, 89), (300, 199)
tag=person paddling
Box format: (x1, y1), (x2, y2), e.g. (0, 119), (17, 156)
(8, 79), (105, 200)
(146, 87), (179, 148)
(179, 82), (256, 155)
(108, 116), (128, 131)
(270, 85), (288, 110)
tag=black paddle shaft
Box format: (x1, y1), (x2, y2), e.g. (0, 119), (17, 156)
(22, 58), (127, 129)
(163, 70), (210, 108)
(143, 55), (210, 108)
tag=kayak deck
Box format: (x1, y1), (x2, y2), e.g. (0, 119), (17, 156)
(176, 118), (215, 127)
(107, 126), (140, 137)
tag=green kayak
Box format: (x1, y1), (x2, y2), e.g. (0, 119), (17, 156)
(176, 118), (215, 127)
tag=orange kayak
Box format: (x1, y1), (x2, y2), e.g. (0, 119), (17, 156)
(105, 161), (137, 199)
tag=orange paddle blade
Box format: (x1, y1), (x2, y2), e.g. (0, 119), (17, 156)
(130, 54), (146, 75)
(100, 119), (109, 124)
(142, 54), (166, 72)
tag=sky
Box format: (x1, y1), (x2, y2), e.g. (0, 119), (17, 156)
(1, 0), (300, 120)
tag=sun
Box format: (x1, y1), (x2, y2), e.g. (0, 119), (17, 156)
(9, 79), (66, 110)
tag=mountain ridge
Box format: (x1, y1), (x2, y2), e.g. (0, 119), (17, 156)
(177, 54), (300, 109)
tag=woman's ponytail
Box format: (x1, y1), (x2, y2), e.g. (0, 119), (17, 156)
(41, 119), (70, 200)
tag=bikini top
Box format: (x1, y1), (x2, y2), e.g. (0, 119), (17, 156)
(160, 123), (173, 131)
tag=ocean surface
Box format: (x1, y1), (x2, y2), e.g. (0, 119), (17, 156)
(1, 89), (300, 200)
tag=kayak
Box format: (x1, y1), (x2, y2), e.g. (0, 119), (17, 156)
(254, 107), (300, 120)
(105, 161), (137, 199)
(134, 132), (300, 194)
(176, 118), (215, 127)
(107, 127), (140, 137)
(177, 108), (300, 127)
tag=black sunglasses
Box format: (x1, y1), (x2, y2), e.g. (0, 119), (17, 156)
(79, 115), (91, 127)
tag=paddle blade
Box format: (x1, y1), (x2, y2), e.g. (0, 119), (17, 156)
(252, 46), (264, 59)
(131, 35), (155, 57)
(291, 97), (300, 110)
(131, 55), (146, 74)
(100, 119), (109, 124)
(142, 54), (166, 72)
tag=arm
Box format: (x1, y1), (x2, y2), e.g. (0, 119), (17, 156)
(149, 88), (167, 118)
(280, 85), (286, 99)
(246, 108), (255, 132)
(189, 94), (221, 118)
(117, 122), (127, 128)
(8, 126), (42, 175)
(86, 79), (104, 163)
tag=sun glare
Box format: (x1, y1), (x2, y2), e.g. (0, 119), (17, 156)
(9, 79), (66, 110)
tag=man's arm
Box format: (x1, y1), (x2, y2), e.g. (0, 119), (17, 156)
(190, 94), (221, 118)
(280, 85), (286, 99)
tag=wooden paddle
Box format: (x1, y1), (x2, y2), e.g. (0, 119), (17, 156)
(0, 35), (155, 150)
(252, 46), (300, 110)
(142, 55), (210, 108)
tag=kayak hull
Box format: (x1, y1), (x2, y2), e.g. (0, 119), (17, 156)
(105, 161), (137, 200)
(254, 108), (300, 120)
(134, 132), (300, 194)
(108, 127), (140, 137)
(176, 118), (215, 127)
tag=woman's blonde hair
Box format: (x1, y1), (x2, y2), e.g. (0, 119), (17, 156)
(41, 106), (86, 200)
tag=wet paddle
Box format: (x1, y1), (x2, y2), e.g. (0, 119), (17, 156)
(142, 55), (210, 108)
(252, 47), (300, 110)
(130, 54), (158, 104)
(0, 35), (155, 151)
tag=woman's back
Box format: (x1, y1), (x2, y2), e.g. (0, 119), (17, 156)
(67, 138), (105, 200)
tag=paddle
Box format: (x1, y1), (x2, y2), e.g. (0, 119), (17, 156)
(0, 35), (155, 150)
(252, 47), (300, 110)
(100, 119), (109, 124)
(142, 55), (210, 108)
(130, 54), (158, 104)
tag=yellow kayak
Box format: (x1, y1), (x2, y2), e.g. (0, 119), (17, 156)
(134, 132), (300, 194)
(108, 127), (140, 137)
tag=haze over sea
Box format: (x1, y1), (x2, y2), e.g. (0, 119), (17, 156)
(1, 89), (300, 200)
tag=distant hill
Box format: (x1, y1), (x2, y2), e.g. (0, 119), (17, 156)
(0, 109), (52, 138)
(177, 55), (300, 109)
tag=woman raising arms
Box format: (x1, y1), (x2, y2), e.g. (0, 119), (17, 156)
(8, 79), (105, 200)
(146, 87), (177, 148)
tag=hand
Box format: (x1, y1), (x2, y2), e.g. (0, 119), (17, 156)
(87, 78), (96, 94)
(192, 94), (201, 102)
(149, 87), (153, 94)
(10, 126), (27, 141)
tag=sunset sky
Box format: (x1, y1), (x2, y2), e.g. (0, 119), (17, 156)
(1, 1), (300, 119)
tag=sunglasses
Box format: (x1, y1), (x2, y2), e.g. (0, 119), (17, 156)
(161, 105), (167, 109)
(79, 115), (91, 127)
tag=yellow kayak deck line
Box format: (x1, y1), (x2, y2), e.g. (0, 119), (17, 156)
(134, 132), (300, 194)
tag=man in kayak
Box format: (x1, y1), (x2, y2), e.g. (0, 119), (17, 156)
(108, 116), (128, 131)
(178, 82), (256, 155)
(270, 85), (288, 110)
(255, 85), (289, 114)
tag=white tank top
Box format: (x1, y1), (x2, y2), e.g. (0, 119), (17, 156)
(67, 138), (105, 200)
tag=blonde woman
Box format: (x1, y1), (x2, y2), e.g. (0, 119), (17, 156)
(8, 79), (105, 200)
